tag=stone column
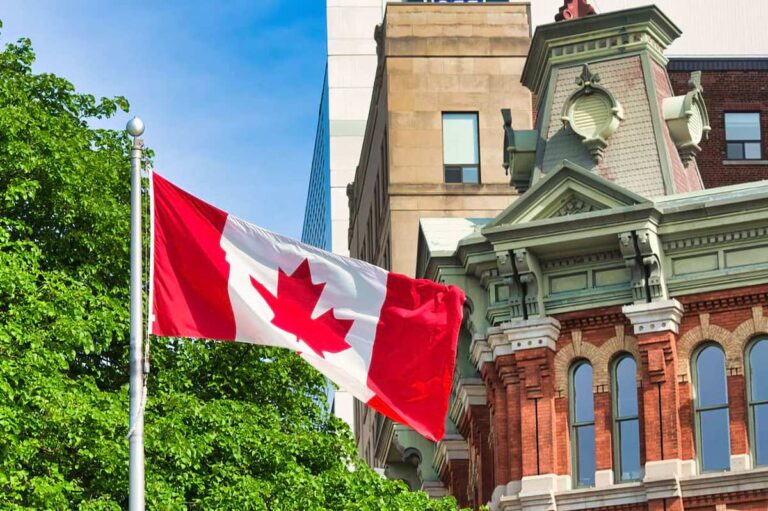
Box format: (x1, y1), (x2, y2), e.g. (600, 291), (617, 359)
(623, 299), (688, 509)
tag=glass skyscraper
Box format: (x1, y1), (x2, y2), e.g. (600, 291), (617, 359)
(301, 68), (331, 251)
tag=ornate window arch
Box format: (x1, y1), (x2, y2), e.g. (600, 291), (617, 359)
(570, 360), (595, 487)
(692, 343), (731, 472)
(611, 353), (641, 482)
(746, 335), (768, 467)
(678, 313), (740, 379)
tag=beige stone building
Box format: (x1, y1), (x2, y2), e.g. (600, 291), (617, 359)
(346, 2), (533, 479)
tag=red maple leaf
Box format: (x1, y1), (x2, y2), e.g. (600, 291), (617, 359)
(250, 259), (353, 359)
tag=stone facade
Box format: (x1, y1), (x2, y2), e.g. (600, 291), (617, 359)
(347, 2), (533, 477)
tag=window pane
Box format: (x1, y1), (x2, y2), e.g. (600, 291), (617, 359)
(745, 142), (762, 159)
(462, 166), (479, 184)
(725, 112), (761, 140)
(445, 166), (462, 183)
(727, 143), (744, 160)
(754, 403), (768, 466)
(574, 363), (594, 423)
(616, 357), (638, 418)
(696, 346), (728, 408)
(443, 113), (479, 165)
(619, 419), (641, 481)
(751, 340), (768, 402)
(699, 407), (731, 472)
(576, 425), (595, 487)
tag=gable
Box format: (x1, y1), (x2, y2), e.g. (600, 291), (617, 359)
(485, 161), (649, 229)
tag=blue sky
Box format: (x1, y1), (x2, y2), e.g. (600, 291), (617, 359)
(1, 0), (327, 238)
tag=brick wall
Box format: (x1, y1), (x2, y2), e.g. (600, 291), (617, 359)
(458, 285), (768, 510)
(668, 67), (768, 189)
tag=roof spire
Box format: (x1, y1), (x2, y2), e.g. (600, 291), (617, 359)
(555, 0), (596, 22)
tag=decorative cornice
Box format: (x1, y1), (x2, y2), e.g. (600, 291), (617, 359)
(662, 226), (768, 253)
(470, 335), (494, 370)
(540, 249), (622, 271)
(449, 375), (487, 426)
(683, 292), (768, 314)
(432, 434), (470, 478)
(560, 312), (627, 331)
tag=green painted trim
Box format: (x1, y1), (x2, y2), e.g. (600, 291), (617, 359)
(532, 66), (558, 185)
(484, 161), (649, 231)
(523, 7), (681, 94)
(639, 53), (675, 195)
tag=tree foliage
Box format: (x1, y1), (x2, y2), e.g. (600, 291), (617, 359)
(0, 25), (461, 510)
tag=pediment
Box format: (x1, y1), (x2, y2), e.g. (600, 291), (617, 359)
(485, 161), (649, 228)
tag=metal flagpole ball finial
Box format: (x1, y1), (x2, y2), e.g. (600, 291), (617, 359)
(126, 116), (145, 137)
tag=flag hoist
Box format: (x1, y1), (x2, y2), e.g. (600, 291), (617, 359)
(126, 116), (146, 511)
(125, 118), (465, 511)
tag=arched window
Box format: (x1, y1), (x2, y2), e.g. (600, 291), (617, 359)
(747, 337), (768, 466)
(612, 355), (641, 481)
(571, 361), (595, 487)
(693, 344), (731, 472)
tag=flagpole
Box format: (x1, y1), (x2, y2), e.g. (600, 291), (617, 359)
(126, 116), (146, 511)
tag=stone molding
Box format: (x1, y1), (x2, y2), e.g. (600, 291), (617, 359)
(485, 465), (768, 510)
(732, 305), (768, 348)
(490, 317), (561, 359)
(622, 299), (684, 335)
(662, 226), (768, 253)
(432, 434), (470, 478)
(470, 334), (494, 370)
(677, 313), (744, 378)
(449, 375), (487, 426)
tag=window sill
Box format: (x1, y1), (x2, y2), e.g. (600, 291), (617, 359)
(722, 160), (768, 166)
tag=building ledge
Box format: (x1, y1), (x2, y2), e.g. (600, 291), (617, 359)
(722, 160), (768, 166)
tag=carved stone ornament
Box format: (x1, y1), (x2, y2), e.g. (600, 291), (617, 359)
(553, 197), (599, 217)
(561, 64), (625, 163)
(662, 71), (711, 167)
(555, 0), (596, 22)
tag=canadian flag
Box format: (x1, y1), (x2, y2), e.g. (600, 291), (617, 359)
(149, 172), (465, 441)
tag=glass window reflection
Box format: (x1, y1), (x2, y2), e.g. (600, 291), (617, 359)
(748, 338), (768, 466)
(694, 344), (731, 472)
(613, 356), (640, 481)
(571, 361), (595, 487)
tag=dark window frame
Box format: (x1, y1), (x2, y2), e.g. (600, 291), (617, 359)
(746, 336), (768, 467)
(611, 354), (641, 482)
(570, 360), (596, 488)
(692, 342), (731, 473)
(724, 111), (762, 160)
(441, 111), (481, 184)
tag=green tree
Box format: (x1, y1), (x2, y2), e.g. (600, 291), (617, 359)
(0, 25), (462, 510)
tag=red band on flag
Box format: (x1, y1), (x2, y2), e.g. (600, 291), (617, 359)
(151, 173), (236, 339)
(366, 273), (464, 441)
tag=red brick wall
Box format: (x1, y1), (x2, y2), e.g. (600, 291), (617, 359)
(458, 285), (768, 510)
(669, 69), (768, 188)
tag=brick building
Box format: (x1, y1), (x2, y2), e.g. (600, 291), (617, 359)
(668, 60), (768, 188)
(412, 4), (768, 511)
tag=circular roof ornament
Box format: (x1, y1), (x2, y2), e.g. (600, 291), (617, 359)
(561, 64), (624, 163)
